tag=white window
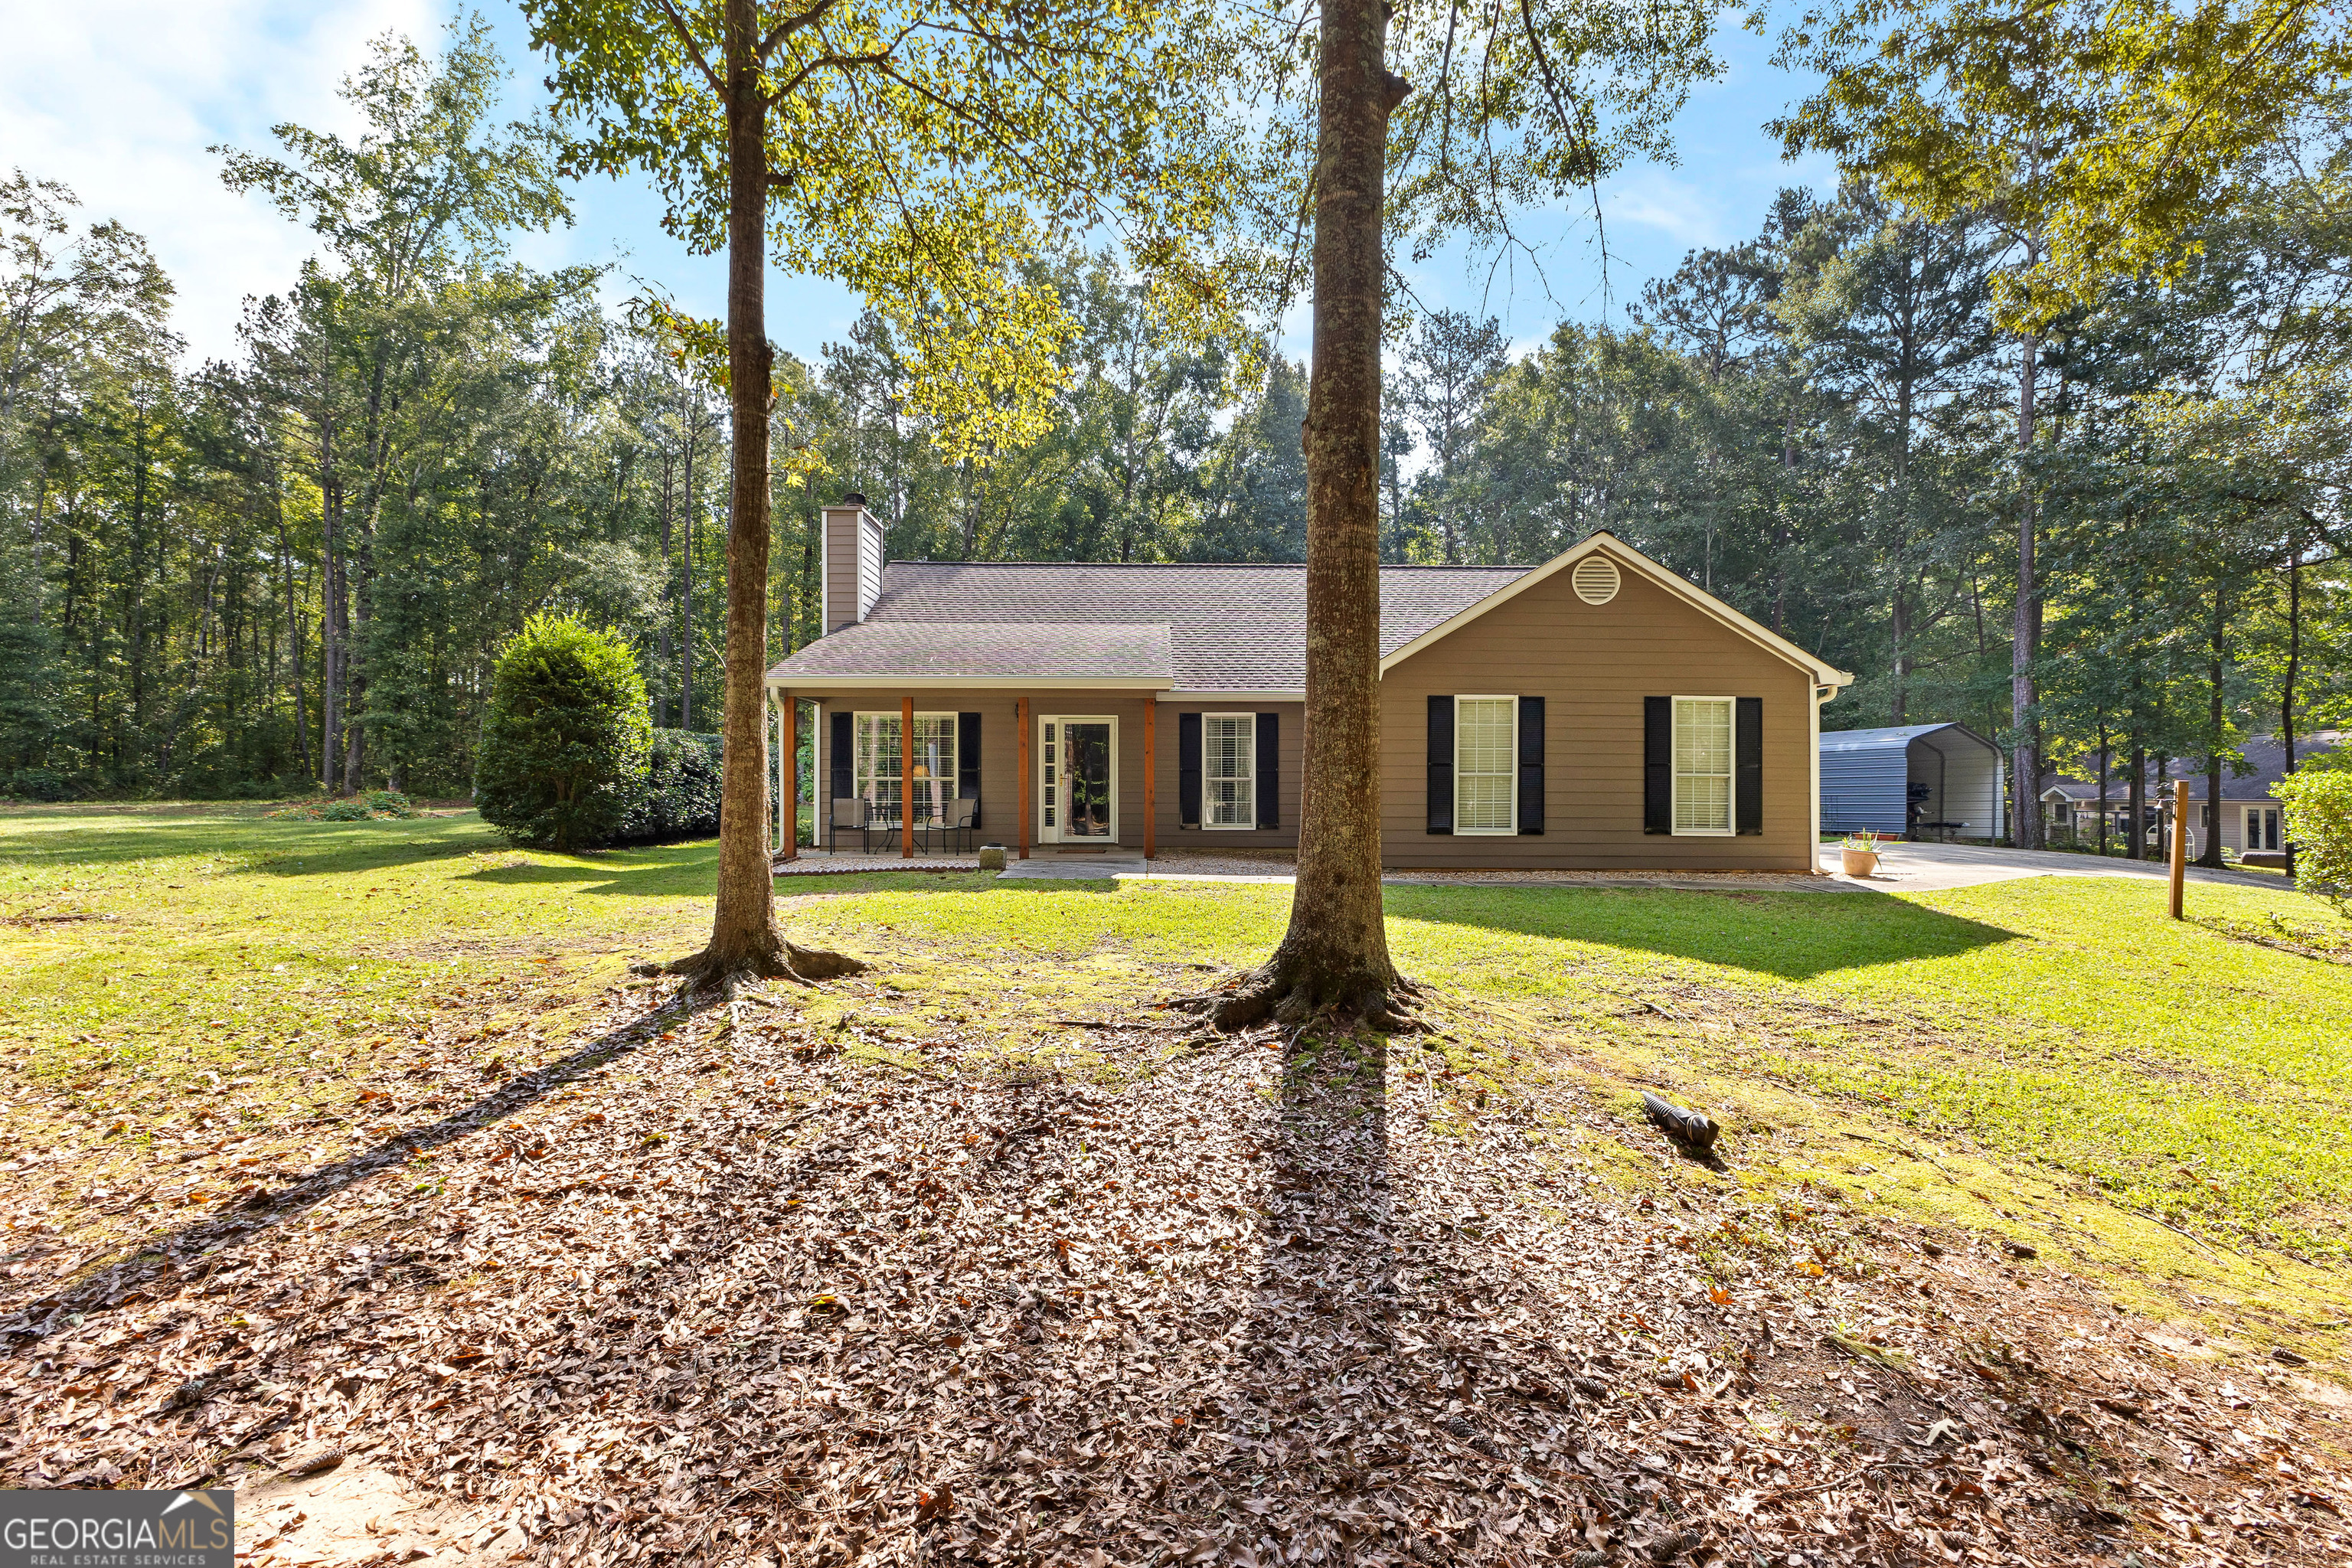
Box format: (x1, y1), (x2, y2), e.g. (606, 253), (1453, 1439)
(1455, 696), (1517, 834)
(2246, 805), (2281, 851)
(856, 712), (957, 821)
(1672, 697), (1734, 835)
(1041, 720), (1057, 829)
(1204, 714), (1256, 828)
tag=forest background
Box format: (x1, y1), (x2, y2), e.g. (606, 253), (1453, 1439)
(3, 15), (2348, 815)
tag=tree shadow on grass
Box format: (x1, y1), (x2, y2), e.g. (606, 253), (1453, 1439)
(1385, 883), (2024, 982)
(0, 988), (697, 1343)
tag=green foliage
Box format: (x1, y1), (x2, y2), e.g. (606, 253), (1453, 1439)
(474, 615), (652, 851)
(615, 730), (722, 845)
(2, 768), (71, 802)
(524, 0), (1242, 466)
(319, 799), (376, 822)
(364, 789), (420, 818)
(2279, 770), (2352, 912)
(1773, 0), (2352, 319)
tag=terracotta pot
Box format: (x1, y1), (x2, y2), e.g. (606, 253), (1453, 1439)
(1841, 848), (1880, 878)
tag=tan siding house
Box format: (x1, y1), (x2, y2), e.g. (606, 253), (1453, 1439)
(1377, 565), (1820, 870)
(768, 497), (1851, 868)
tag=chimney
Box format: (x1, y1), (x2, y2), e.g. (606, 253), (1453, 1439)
(821, 492), (885, 632)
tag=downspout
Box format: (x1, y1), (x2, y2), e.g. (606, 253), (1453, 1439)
(1812, 682), (1836, 871)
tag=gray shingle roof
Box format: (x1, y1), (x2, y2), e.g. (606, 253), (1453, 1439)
(764, 620), (1173, 683)
(766, 560), (1528, 690)
(2040, 730), (2344, 802)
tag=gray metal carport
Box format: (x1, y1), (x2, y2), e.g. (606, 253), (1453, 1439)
(1821, 723), (2007, 841)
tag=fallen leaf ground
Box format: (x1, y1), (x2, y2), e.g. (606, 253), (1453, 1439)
(4, 807), (2351, 1567)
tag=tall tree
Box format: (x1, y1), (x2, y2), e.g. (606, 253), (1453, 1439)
(527, 0), (1237, 988)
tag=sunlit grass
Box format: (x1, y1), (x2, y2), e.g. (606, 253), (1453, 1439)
(5, 803), (2350, 1340)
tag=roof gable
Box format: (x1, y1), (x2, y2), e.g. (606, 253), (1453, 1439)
(1377, 532), (1854, 688)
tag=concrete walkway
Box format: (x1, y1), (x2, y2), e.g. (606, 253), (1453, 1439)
(1821, 839), (2287, 893)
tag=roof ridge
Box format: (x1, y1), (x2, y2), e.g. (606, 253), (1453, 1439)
(883, 558), (1531, 570)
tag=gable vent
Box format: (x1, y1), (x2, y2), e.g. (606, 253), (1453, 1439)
(1572, 554), (1621, 606)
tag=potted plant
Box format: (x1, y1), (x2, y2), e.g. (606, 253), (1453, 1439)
(1841, 831), (1883, 878)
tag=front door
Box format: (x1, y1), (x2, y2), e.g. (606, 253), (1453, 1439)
(1040, 716), (1117, 843)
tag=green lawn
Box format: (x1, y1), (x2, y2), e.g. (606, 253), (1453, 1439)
(5, 803), (2350, 1337)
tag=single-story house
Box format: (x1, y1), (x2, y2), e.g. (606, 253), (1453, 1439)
(763, 498), (1855, 870)
(1819, 723), (2007, 841)
(2039, 730), (2343, 859)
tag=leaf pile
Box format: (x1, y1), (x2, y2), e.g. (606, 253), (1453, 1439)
(3, 979), (2349, 1566)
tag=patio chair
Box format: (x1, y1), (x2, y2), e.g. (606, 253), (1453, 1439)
(924, 794), (978, 854)
(830, 796), (890, 854)
(862, 795), (903, 854)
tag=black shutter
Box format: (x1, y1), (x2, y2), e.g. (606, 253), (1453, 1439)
(829, 710), (853, 847)
(1644, 697), (1671, 834)
(1254, 711), (1280, 829)
(1736, 696), (1762, 835)
(1178, 711), (1202, 829)
(958, 711), (982, 827)
(1426, 695), (1454, 835)
(1517, 695), (1544, 835)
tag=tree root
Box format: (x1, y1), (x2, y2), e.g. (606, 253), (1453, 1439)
(1169, 957), (1426, 1035)
(666, 933), (868, 1001)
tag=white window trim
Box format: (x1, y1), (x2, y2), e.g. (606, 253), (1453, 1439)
(1037, 714), (1119, 844)
(853, 710), (959, 822)
(1671, 694), (1737, 838)
(1454, 694), (1518, 836)
(1202, 711), (1257, 831)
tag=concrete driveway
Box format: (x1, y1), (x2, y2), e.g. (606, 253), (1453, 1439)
(1821, 839), (2288, 893)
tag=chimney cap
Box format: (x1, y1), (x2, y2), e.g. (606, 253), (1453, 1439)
(841, 490), (867, 507)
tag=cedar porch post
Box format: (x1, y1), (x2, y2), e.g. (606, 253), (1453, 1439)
(779, 691), (797, 861)
(1143, 700), (1156, 860)
(1017, 697), (1031, 859)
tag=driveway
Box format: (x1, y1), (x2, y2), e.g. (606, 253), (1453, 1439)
(1821, 839), (2288, 893)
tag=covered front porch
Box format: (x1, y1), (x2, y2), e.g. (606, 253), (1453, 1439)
(765, 686), (1169, 864)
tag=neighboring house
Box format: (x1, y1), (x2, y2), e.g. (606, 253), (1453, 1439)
(764, 497), (1855, 870)
(1820, 723), (2007, 841)
(2038, 730), (2344, 858)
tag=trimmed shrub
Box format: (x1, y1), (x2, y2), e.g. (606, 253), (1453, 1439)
(474, 615), (652, 851)
(364, 789), (420, 818)
(615, 730), (724, 844)
(2279, 770), (2352, 914)
(318, 799), (375, 822)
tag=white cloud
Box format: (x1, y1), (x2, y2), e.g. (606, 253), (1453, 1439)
(0, 0), (439, 365)
(1594, 172), (1730, 250)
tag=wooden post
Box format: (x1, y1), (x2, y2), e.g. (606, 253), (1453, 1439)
(901, 695), (916, 859)
(2169, 778), (2188, 920)
(779, 691), (797, 861)
(1017, 697), (1031, 859)
(1143, 701), (1157, 861)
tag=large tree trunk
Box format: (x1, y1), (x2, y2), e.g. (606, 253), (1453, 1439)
(673, 0), (862, 991)
(2284, 536), (2301, 876)
(2011, 328), (2043, 849)
(1200, 0), (1407, 1031)
(2197, 586), (2229, 869)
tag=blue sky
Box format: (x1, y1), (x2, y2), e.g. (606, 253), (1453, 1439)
(2, 1), (1835, 368)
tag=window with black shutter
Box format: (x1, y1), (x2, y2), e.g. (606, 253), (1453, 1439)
(1178, 712), (1202, 829)
(1254, 712), (1279, 829)
(1427, 695), (1454, 835)
(958, 711), (982, 827)
(1517, 696), (1544, 835)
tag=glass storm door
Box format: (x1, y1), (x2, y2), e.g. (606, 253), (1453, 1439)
(1040, 717), (1116, 841)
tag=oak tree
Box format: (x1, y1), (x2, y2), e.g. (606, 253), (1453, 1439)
(523, 0), (1238, 989)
